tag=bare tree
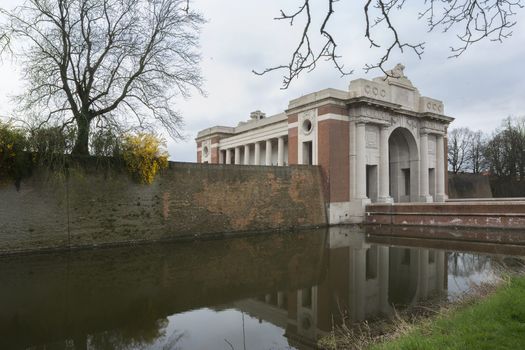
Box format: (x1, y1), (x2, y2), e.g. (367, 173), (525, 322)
(254, 0), (523, 89)
(469, 130), (488, 174)
(448, 127), (473, 173)
(0, 0), (203, 155)
(485, 117), (525, 179)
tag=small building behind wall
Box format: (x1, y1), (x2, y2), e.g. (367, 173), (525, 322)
(196, 64), (454, 224)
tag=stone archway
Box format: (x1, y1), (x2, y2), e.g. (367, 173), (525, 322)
(389, 127), (419, 203)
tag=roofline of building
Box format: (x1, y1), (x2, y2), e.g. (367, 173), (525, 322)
(195, 112), (287, 141)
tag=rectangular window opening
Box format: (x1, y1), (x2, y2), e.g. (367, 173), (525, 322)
(302, 141), (313, 165)
(402, 168), (411, 196)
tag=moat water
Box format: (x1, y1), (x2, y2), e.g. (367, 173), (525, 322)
(1, 226), (524, 350)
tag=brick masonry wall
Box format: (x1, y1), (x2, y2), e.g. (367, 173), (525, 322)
(366, 201), (525, 229)
(0, 161), (327, 254)
(448, 173), (492, 198)
(317, 119), (350, 203)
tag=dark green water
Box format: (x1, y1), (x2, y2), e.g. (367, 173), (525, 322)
(1, 226), (522, 350)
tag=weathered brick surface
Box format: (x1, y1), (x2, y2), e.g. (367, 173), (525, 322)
(288, 127), (298, 164)
(318, 119), (350, 202)
(366, 202), (525, 228)
(210, 146), (219, 163)
(448, 173), (492, 198)
(196, 150), (202, 163)
(317, 104), (349, 116)
(0, 162), (327, 254)
(0, 174), (69, 253)
(287, 113), (298, 123)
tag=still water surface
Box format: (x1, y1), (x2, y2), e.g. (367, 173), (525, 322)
(1, 226), (524, 350)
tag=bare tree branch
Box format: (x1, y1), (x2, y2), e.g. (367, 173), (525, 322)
(253, 0), (351, 89)
(0, 0), (204, 154)
(256, 0), (523, 89)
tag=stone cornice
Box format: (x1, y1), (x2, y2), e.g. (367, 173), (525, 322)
(196, 113), (287, 141)
(286, 96), (348, 115)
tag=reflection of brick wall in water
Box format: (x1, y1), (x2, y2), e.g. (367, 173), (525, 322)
(0, 161), (327, 254)
(0, 230), (327, 348)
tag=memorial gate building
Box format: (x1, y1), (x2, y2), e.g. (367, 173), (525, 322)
(196, 64), (454, 224)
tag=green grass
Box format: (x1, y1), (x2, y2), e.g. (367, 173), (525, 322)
(372, 276), (525, 350)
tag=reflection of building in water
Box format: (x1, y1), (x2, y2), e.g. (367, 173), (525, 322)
(234, 227), (447, 349)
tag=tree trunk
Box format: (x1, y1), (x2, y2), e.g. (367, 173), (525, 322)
(72, 115), (91, 155)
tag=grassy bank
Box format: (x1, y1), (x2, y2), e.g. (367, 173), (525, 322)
(321, 275), (525, 350)
(374, 276), (525, 349)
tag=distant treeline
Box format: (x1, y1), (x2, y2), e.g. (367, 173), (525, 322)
(448, 116), (525, 197)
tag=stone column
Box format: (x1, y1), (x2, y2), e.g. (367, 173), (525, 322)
(435, 134), (447, 202)
(254, 142), (261, 165)
(265, 139), (273, 165)
(419, 131), (433, 202)
(378, 126), (393, 203)
(355, 122), (367, 200)
(225, 149), (232, 164)
(277, 137), (285, 166)
(234, 146), (241, 165)
(244, 144), (250, 165)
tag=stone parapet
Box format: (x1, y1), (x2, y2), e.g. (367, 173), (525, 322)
(366, 201), (525, 229)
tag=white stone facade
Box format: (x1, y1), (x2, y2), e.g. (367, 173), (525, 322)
(196, 64), (454, 223)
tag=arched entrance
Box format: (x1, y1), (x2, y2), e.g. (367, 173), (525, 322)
(389, 127), (419, 203)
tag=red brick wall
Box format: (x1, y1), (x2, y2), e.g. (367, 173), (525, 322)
(318, 119), (350, 202)
(0, 162), (327, 254)
(318, 104), (349, 117)
(366, 202), (525, 229)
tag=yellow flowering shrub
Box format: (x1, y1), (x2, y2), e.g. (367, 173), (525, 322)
(0, 122), (29, 183)
(121, 133), (169, 184)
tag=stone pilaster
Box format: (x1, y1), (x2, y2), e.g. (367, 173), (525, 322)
(435, 134), (447, 202)
(378, 126), (393, 203)
(419, 132), (433, 202)
(355, 122), (367, 200)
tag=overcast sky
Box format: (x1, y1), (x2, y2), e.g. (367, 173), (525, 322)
(0, 0), (524, 161)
